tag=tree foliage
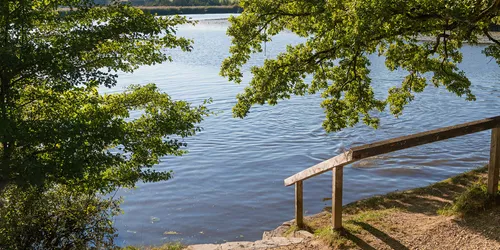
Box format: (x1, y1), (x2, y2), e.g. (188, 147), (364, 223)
(0, 0), (209, 192)
(0, 184), (120, 249)
(1, 0), (210, 247)
(221, 0), (500, 132)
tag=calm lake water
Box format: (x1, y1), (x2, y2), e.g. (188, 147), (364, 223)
(107, 14), (500, 246)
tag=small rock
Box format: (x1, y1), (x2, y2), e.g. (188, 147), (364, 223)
(294, 230), (314, 239)
(262, 231), (272, 240)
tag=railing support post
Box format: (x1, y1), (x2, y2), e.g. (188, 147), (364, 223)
(332, 166), (343, 230)
(488, 127), (500, 195)
(295, 181), (304, 228)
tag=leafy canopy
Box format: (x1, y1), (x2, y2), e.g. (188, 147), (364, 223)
(0, 0), (209, 193)
(221, 0), (500, 132)
(0, 184), (121, 249)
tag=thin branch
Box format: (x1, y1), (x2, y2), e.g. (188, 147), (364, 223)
(484, 29), (500, 46)
(476, 0), (500, 21)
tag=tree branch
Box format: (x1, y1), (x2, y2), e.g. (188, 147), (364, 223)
(484, 29), (500, 46)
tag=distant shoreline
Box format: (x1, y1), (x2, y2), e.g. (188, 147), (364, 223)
(59, 6), (500, 44)
(59, 5), (242, 15)
(137, 5), (239, 10)
(139, 5), (242, 15)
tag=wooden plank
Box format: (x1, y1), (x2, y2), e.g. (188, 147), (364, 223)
(332, 166), (343, 229)
(284, 116), (500, 186)
(351, 116), (500, 160)
(284, 151), (353, 186)
(295, 181), (304, 228)
(488, 127), (500, 195)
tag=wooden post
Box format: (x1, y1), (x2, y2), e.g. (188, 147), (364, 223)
(488, 127), (500, 195)
(295, 181), (304, 228)
(332, 166), (343, 229)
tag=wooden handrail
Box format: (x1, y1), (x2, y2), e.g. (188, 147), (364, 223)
(284, 151), (353, 186)
(285, 115), (500, 187)
(285, 116), (500, 230)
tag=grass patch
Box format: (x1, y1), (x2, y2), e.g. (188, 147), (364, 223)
(314, 227), (350, 248)
(283, 224), (299, 237)
(284, 221), (316, 237)
(342, 166), (489, 215)
(312, 209), (397, 247)
(438, 183), (500, 216)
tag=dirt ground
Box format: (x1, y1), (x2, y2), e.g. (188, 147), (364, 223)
(270, 167), (500, 250)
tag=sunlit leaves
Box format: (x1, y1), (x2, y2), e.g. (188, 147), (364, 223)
(0, 0), (209, 193)
(9, 84), (209, 193)
(221, 0), (500, 132)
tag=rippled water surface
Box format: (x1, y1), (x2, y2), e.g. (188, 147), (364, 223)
(108, 14), (500, 246)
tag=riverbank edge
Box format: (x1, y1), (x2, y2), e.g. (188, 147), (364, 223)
(133, 165), (499, 250)
(267, 165), (499, 249)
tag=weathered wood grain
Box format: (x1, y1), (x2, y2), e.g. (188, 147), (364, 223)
(284, 116), (500, 186)
(284, 151), (353, 186)
(488, 127), (500, 194)
(295, 181), (304, 228)
(332, 166), (343, 229)
(351, 116), (500, 160)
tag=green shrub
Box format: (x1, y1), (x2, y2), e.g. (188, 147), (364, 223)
(443, 183), (499, 216)
(0, 185), (120, 250)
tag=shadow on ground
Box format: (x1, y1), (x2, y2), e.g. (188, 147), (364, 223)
(310, 166), (500, 249)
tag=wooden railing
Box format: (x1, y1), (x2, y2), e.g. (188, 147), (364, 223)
(284, 116), (500, 229)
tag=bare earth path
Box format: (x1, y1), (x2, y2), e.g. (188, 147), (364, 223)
(269, 207), (500, 250)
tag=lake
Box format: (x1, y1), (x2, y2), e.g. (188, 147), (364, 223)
(106, 14), (500, 246)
